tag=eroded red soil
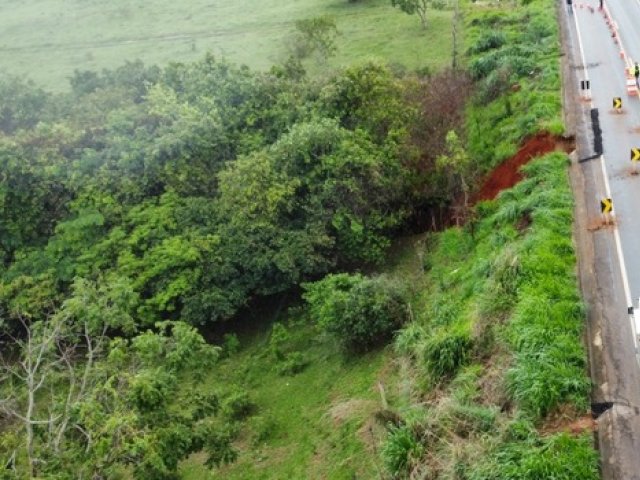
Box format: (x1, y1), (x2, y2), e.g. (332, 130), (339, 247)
(473, 133), (574, 203)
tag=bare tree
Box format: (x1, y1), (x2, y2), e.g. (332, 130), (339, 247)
(0, 315), (107, 476)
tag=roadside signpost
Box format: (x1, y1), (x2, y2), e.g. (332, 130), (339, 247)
(601, 197), (613, 224)
(613, 96), (622, 112)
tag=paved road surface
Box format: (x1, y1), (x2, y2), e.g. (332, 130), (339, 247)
(562, 1), (640, 477)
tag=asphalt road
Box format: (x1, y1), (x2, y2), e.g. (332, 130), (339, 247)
(573, 0), (640, 314)
(563, 1), (640, 477)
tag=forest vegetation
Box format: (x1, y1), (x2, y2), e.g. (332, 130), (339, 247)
(0, 0), (598, 478)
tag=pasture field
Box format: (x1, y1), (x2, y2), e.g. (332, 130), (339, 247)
(0, 0), (454, 91)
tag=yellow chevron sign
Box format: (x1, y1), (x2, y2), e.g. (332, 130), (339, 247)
(601, 198), (613, 214)
(613, 97), (622, 109)
(632, 148), (640, 162)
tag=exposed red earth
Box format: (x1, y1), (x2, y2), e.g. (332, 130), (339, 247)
(473, 133), (573, 202)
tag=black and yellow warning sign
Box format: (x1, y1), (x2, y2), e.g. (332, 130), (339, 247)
(601, 198), (613, 214)
(613, 97), (622, 109)
(631, 148), (640, 161)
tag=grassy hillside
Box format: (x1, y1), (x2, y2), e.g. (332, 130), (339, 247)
(179, 237), (426, 479)
(180, 0), (599, 477)
(0, 0), (454, 91)
(0, 0), (599, 476)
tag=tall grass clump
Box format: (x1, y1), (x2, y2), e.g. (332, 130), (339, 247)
(466, 429), (599, 480)
(381, 424), (424, 476)
(422, 321), (473, 378)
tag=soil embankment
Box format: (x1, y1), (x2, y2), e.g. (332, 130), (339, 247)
(473, 132), (575, 202)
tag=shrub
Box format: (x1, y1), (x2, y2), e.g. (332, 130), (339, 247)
(191, 391), (220, 420)
(221, 333), (240, 358)
(269, 322), (290, 361)
(468, 32), (507, 54)
(222, 390), (256, 421)
(198, 423), (239, 468)
(303, 273), (407, 352)
(275, 351), (307, 376)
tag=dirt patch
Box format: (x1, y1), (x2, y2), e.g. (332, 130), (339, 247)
(478, 352), (511, 409)
(473, 133), (575, 203)
(328, 399), (377, 425)
(357, 416), (388, 453)
(540, 404), (597, 436)
(515, 212), (532, 232)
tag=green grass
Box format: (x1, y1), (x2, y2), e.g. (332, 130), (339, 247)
(178, 234), (428, 479)
(464, 0), (562, 171)
(387, 153), (597, 478)
(179, 320), (391, 479)
(1, 0), (454, 91)
(378, 0), (598, 475)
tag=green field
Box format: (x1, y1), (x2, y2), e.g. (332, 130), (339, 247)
(0, 0), (454, 91)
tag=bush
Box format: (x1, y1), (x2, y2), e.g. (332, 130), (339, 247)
(198, 423), (239, 468)
(221, 333), (240, 358)
(275, 351), (307, 376)
(269, 322), (290, 361)
(191, 391), (220, 420)
(222, 390), (255, 421)
(303, 273), (407, 352)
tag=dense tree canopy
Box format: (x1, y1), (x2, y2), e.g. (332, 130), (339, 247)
(0, 56), (464, 331)
(0, 48), (473, 476)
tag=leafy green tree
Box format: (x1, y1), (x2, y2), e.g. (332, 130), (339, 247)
(0, 75), (50, 134)
(391, 0), (431, 29)
(320, 62), (415, 143)
(269, 118), (409, 264)
(303, 273), (408, 352)
(291, 16), (340, 63)
(0, 139), (71, 266)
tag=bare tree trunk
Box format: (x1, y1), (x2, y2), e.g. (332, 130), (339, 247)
(452, 0), (460, 69)
(418, 0), (429, 29)
(26, 384), (35, 477)
(419, 11), (427, 29)
(1, 317), (66, 476)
